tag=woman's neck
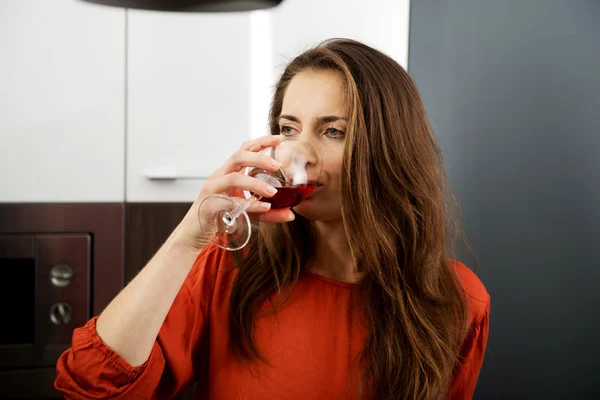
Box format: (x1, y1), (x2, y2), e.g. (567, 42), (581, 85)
(309, 219), (363, 283)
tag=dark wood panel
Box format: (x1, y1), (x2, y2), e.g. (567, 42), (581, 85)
(124, 203), (192, 282)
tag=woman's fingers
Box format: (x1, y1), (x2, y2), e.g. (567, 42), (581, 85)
(212, 135), (284, 176)
(240, 134), (284, 152)
(184, 135), (291, 251)
(253, 208), (296, 224)
(226, 197), (296, 224)
(225, 150), (282, 175)
(237, 198), (272, 214)
(227, 197), (295, 223)
(205, 173), (279, 199)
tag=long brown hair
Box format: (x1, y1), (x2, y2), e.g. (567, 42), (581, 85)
(229, 38), (470, 400)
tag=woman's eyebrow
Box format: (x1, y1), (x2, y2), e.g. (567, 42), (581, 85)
(278, 114), (300, 123)
(277, 115), (348, 124)
(316, 115), (348, 123)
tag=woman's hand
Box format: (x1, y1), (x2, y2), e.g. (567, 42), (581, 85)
(172, 135), (296, 252)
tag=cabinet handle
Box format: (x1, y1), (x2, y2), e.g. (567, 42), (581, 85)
(145, 167), (208, 181)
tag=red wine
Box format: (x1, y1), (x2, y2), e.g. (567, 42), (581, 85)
(265, 184), (316, 209)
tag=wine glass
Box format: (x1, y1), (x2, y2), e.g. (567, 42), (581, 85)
(198, 135), (322, 251)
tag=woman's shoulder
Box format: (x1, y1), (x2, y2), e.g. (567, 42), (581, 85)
(451, 260), (490, 323)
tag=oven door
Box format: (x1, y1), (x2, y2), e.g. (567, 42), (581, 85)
(0, 233), (90, 369)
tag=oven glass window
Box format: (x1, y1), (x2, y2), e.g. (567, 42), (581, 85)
(0, 258), (35, 345)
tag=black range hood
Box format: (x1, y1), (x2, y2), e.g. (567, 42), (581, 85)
(79, 0), (284, 12)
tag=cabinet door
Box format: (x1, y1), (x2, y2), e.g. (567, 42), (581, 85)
(127, 10), (252, 202)
(271, 0), (410, 71)
(0, 0), (125, 202)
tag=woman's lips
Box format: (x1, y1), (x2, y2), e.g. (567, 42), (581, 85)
(312, 183), (324, 193)
(301, 181), (323, 196)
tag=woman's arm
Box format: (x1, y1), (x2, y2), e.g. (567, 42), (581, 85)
(95, 228), (202, 367)
(54, 135), (294, 399)
(82, 134), (289, 368)
(447, 300), (491, 399)
(54, 241), (225, 399)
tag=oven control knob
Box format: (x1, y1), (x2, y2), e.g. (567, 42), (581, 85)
(50, 264), (74, 287)
(49, 302), (73, 325)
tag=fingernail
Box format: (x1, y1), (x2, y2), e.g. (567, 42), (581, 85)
(259, 202), (271, 210)
(266, 185), (278, 195)
(269, 159), (281, 169)
(287, 212), (295, 221)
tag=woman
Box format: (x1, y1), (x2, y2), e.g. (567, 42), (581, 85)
(55, 38), (490, 400)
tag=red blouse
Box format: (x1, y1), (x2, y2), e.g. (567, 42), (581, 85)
(55, 245), (490, 399)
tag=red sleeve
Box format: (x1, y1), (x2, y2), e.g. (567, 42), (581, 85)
(447, 300), (490, 400)
(54, 244), (227, 399)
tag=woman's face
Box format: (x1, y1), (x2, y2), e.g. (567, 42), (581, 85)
(277, 69), (348, 222)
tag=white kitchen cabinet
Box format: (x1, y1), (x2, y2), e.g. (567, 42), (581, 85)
(126, 10), (253, 202)
(271, 0), (410, 73)
(0, 0), (126, 202)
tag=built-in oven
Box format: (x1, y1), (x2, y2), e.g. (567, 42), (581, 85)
(0, 233), (91, 369)
(0, 204), (124, 399)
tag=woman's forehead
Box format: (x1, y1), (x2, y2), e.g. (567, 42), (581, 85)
(281, 70), (348, 118)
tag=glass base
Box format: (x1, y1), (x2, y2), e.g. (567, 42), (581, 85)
(198, 194), (251, 251)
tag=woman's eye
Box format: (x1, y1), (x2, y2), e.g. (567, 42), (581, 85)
(279, 125), (295, 136)
(325, 127), (345, 139)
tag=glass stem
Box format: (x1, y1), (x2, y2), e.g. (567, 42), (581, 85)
(222, 194), (262, 226)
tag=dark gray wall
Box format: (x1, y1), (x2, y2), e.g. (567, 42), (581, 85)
(408, 1), (600, 399)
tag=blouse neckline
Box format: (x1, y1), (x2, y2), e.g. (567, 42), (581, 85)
(302, 271), (357, 288)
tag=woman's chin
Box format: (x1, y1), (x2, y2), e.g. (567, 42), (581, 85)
(293, 201), (341, 222)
